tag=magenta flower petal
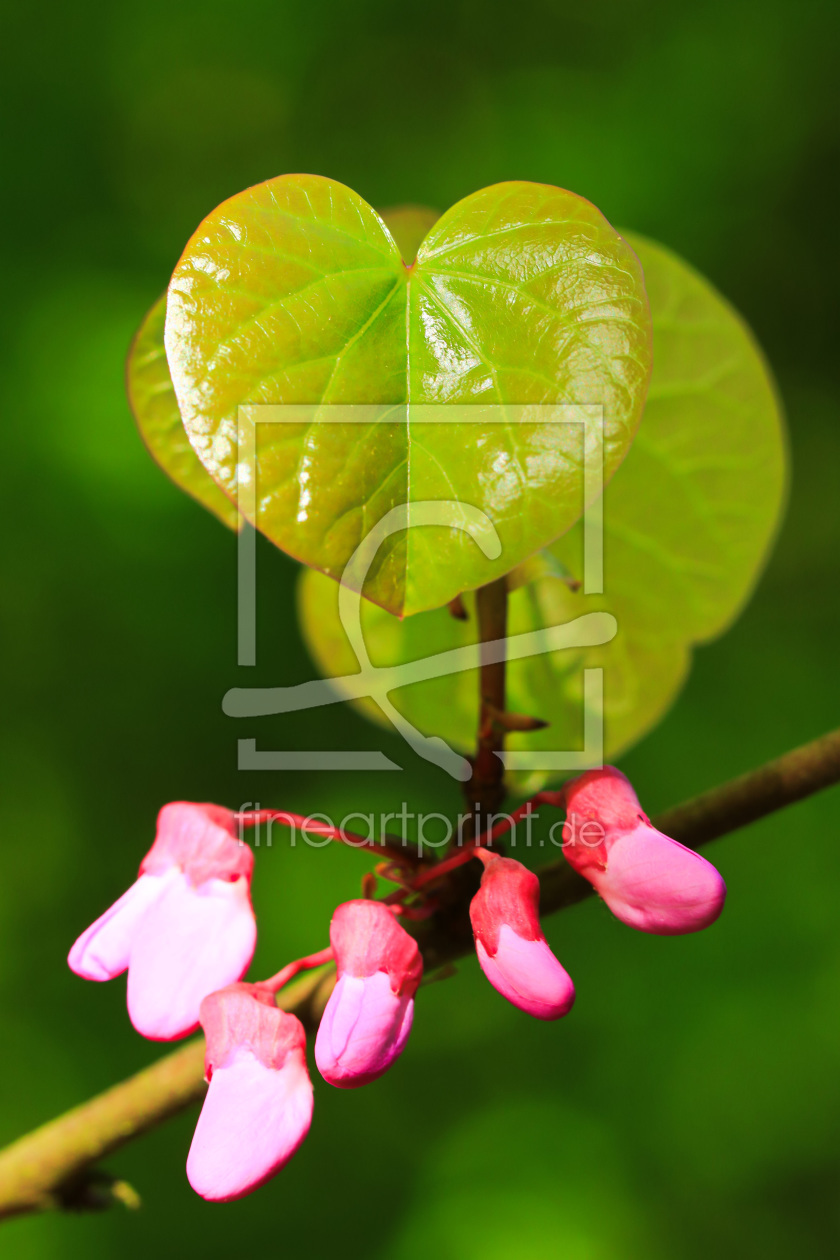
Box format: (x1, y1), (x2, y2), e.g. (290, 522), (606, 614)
(67, 873), (169, 981)
(469, 855), (575, 1020)
(314, 900), (422, 1088)
(186, 1044), (313, 1202)
(141, 802), (252, 885)
(594, 823), (727, 935)
(315, 971), (414, 1088)
(476, 925), (575, 1020)
(127, 873), (256, 1040)
(562, 768), (727, 935)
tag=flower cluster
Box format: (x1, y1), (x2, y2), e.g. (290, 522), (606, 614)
(68, 767), (725, 1202)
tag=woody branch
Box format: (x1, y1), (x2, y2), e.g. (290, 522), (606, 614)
(0, 717), (838, 1218)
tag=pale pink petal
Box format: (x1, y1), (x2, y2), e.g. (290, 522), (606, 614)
(186, 1045), (313, 1202)
(68, 873), (170, 981)
(315, 971), (414, 1088)
(127, 872), (256, 1040)
(595, 824), (727, 934)
(476, 924), (575, 1020)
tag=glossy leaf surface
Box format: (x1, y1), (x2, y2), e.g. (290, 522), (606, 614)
(124, 202), (435, 532)
(164, 175), (652, 615)
(299, 233), (787, 782)
(127, 294), (242, 531)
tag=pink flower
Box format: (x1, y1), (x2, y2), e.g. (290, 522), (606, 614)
(470, 855), (575, 1020)
(187, 983), (313, 1202)
(68, 802), (256, 1040)
(562, 767), (726, 934)
(314, 900), (422, 1088)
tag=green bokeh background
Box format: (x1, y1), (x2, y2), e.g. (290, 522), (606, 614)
(1, 0), (838, 1255)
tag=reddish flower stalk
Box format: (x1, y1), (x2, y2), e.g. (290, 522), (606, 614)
(390, 791), (568, 898)
(408, 843), (484, 890)
(256, 946), (336, 995)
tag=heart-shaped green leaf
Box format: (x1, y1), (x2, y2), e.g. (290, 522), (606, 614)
(298, 232), (787, 783)
(164, 175), (652, 616)
(127, 294), (242, 531)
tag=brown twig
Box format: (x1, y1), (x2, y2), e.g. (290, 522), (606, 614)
(0, 967), (336, 1219)
(1, 727), (839, 1219)
(650, 726), (840, 848)
(463, 578), (510, 829)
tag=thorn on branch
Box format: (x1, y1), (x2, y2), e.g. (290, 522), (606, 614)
(484, 703), (549, 733)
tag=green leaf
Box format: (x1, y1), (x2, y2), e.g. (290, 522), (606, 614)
(297, 233), (787, 784)
(164, 175), (652, 616)
(126, 294), (242, 531)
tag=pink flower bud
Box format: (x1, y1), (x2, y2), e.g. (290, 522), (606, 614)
(68, 802), (256, 1040)
(314, 900), (422, 1088)
(470, 856), (575, 1020)
(562, 767), (726, 934)
(187, 983), (313, 1202)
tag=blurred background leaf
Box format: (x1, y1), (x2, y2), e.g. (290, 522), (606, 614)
(127, 294), (243, 531)
(0, 1), (838, 1257)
